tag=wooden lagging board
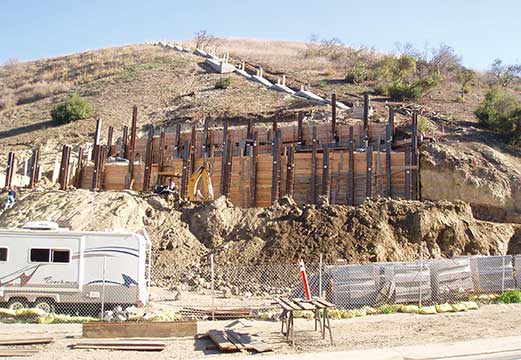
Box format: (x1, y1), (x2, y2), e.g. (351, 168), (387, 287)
(78, 149), (411, 207)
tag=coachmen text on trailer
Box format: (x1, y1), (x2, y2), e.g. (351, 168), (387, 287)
(0, 221), (151, 313)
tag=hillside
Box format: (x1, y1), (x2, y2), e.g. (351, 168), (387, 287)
(0, 37), (520, 227)
(0, 43), (324, 161)
(1, 39), (520, 155)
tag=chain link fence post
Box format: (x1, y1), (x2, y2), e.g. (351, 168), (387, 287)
(100, 256), (107, 319)
(501, 255), (505, 294)
(210, 254), (215, 321)
(418, 258), (423, 308)
(319, 253), (323, 298)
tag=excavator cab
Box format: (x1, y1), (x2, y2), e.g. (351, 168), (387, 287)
(187, 161), (214, 202)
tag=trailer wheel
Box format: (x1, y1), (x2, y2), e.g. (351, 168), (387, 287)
(7, 298), (28, 311)
(33, 299), (55, 314)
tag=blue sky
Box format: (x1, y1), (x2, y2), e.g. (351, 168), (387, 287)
(1, 0), (519, 70)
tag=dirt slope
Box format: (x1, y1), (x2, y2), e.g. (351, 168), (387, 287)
(1, 189), (519, 276)
(421, 139), (521, 222)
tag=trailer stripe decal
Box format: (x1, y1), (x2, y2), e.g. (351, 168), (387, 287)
(86, 274), (138, 288)
(82, 249), (139, 258)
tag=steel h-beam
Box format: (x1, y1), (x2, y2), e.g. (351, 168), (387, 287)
(122, 126), (129, 159)
(29, 149), (40, 188)
(331, 93), (337, 145)
(107, 126), (114, 157)
(5, 152), (15, 188)
(128, 106), (138, 188)
(92, 118), (102, 160)
(59, 145), (71, 190)
(271, 129), (280, 204)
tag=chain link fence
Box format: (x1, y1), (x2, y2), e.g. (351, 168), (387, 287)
(1, 254), (520, 323)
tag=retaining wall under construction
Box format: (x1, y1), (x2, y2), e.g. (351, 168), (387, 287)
(5, 105), (420, 208)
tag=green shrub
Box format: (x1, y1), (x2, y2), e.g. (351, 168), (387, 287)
(345, 60), (370, 84)
(475, 87), (521, 141)
(373, 53), (443, 101)
(387, 82), (423, 101)
(50, 92), (93, 124)
(498, 290), (521, 304)
(215, 77), (232, 89)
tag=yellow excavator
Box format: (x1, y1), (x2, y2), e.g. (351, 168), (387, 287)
(187, 161), (214, 202)
(155, 161), (214, 203)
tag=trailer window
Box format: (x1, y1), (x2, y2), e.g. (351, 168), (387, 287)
(0, 248), (7, 262)
(52, 249), (70, 263)
(30, 249), (70, 263)
(30, 249), (50, 262)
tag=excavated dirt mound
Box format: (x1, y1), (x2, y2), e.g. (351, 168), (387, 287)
(185, 196), (520, 264)
(1, 188), (520, 282)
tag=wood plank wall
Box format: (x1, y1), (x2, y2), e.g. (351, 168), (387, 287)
(79, 149), (410, 207)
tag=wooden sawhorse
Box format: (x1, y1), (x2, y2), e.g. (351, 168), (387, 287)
(273, 297), (334, 346)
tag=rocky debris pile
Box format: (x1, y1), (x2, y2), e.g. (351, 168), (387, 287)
(1, 187), (520, 290)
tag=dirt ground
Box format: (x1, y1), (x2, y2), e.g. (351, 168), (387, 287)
(3, 303), (520, 359)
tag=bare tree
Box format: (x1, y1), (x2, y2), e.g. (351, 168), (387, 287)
(193, 30), (218, 51)
(490, 58), (521, 87)
(427, 44), (461, 74)
(394, 42), (423, 59)
(304, 34), (344, 60)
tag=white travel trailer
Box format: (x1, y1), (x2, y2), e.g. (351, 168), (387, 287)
(0, 221), (151, 313)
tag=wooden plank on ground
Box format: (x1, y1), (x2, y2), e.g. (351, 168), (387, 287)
(207, 330), (239, 352)
(72, 345), (165, 351)
(82, 321), (197, 338)
(223, 330), (247, 351)
(0, 349), (39, 357)
(0, 337), (53, 345)
(74, 340), (166, 346)
(225, 330), (272, 353)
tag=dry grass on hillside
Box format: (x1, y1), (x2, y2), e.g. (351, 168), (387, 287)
(179, 38), (521, 125)
(0, 44), (317, 157)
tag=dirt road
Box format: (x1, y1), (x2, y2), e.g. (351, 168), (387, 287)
(2, 303), (521, 359)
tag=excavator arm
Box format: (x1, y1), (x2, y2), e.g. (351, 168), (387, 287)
(187, 162), (214, 202)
